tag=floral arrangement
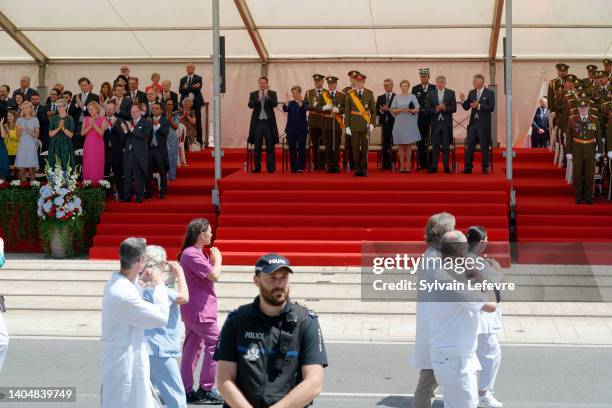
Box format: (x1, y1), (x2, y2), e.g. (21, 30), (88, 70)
(37, 161), (82, 223)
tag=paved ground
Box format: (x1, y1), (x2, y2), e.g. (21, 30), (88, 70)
(0, 339), (611, 407)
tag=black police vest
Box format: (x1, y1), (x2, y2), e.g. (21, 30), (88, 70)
(225, 302), (312, 408)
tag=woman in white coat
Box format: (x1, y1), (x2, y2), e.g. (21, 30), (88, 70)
(100, 238), (170, 408)
(467, 226), (504, 408)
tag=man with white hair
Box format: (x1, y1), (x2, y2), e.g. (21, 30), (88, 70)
(411, 212), (456, 408)
(13, 76), (34, 100)
(100, 238), (170, 408)
(427, 231), (497, 408)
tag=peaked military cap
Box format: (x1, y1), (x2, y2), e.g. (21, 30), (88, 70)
(347, 70), (361, 78)
(325, 76), (338, 83)
(312, 74), (325, 81)
(555, 63), (570, 72)
(419, 68), (430, 76)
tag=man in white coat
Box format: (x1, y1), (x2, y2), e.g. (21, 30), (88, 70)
(101, 238), (170, 408)
(411, 212), (456, 408)
(427, 231), (497, 408)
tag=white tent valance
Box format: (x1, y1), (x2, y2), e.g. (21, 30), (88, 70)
(0, 0), (609, 62)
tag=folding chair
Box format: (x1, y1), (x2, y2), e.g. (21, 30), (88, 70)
(368, 126), (383, 169)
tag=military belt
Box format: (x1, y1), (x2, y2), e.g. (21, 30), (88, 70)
(572, 138), (595, 144)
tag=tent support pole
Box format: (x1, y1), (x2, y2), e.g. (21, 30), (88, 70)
(212, 0), (222, 208)
(505, 0), (513, 185)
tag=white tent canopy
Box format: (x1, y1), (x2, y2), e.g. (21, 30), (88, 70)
(0, 0), (609, 148)
(0, 0), (610, 62)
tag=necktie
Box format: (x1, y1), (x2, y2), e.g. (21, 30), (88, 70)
(51, 103), (55, 112)
(358, 91), (362, 98)
(477, 89), (482, 101)
(132, 92), (136, 100)
(107, 117), (113, 127)
(331, 92), (335, 98)
(386, 93), (390, 105)
(187, 76), (192, 88)
(132, 119), (136, 127)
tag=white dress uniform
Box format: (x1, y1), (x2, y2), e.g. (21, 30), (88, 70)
(101, 272), (169, 408)
(426, 269), (486, 408)
(476, 259), (503, 393)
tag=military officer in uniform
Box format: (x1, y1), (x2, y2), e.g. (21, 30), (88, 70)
(320, 76), (345, 173)
(603, 58), (611, 79)
(583, 65), (599, 88)
(342, 70), (361, 170)
(591, 71), (610, 110)
(344, 74), (376, 177)
(214, 254), (327, 408)
(412, 68), (436, 170)
(565, 99), (603, 204)
(548, 63), (569, 133)
(305, 74), (326, 170)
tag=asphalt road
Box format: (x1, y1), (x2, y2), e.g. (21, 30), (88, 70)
(0, 340), (611, 407)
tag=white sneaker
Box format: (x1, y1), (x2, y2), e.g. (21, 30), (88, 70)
(479, 390), (503, 407)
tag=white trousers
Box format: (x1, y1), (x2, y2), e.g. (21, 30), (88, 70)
(476, 333), (501, 392)
(431, 351), (479, 408)
(0, 312), (9, 373)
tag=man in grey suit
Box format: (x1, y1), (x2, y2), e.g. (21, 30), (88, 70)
(428, 76), (457, 173)
(121, 105), (151, 203)
(459, 74), (495, 174)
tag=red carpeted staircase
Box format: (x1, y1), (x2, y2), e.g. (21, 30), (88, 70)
(89, 149), (244, 260)
(215, 149), (510, 266)
(514, 148), (612, 242)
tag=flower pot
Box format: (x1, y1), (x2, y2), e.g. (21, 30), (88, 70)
(49, 225), (71, 259)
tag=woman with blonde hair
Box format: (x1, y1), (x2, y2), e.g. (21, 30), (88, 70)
(390, 79), (421, 172)
(147, 73), (163, 94)
(141, 245), (189, 408)
(81, 101), (107, 181)
(14, 101), (39, 181)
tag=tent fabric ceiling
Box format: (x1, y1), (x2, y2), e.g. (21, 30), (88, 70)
(0, 0), (610, 61)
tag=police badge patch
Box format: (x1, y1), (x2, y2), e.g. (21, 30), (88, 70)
(244, 343), (260, 362)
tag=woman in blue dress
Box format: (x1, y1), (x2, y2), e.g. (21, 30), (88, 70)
(391, 80), (422, 172)
(164, 99), (180, 181)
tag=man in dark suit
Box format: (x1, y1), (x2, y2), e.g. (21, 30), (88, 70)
(376, 78), (396, 170)
(531, 97), (550, 148)
(121, 105), (151, 203)
(111, 83), (132, 121)
(127, 77), (148, 114)
(179, 63), (205, 147)
(248, 76), (279, 173)
(103, 100), (127, 199)
(144, 89), (158, 118)
(13, 76), (35, 101)
(69, 77), (100, 149)
(460, 74), (496, 174)
(31, 92), (50, 151)
(45, 88), (61, 118)
(146, 102), (169, 199)
(427, 76), (457, 173)
(412, 68), (436, 170)
(0, 85), (15, 122)
(160, 80), (179, 111)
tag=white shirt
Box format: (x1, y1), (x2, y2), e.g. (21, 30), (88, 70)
(411, 246), (440, 369)
(426, 274), (484, 360)
(101, 273), (168, 408)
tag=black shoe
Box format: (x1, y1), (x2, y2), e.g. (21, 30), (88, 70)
(251, 169), (261, 173)
(585, 199), (593, 205)
(186, 390), (201, 403)
(575, 198), (584, 204)
(361, 170), (368, 177)
(462, 169), (472, 174)
(144, 192), (152, 199)
(120, 197), (131, 203)
(135, 198), (143, 203)
(297, 169), (303, 173)
(203, 389), (224, 405)
(444, 167), (452, 174)
(427, 168), (437, 174)
(353, 171), (360, 177)
(482, 169), (489, 174)
(418, 165), (428, 170)
(159, 192), (166, 199)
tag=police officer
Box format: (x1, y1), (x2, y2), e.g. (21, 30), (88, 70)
(565, 99), (603, 204)
(214, 254), (327, 408)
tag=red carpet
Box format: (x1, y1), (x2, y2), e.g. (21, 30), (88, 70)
(216, 149), (510, 266)
(512, 148), (612, 263)
(88, 149), (244, 260)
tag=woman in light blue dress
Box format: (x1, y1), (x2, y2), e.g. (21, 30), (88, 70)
(14, 101), (40, 181)
(142, 245), (189, 408)
(164, 100), (180, 180)
(391, 80), (421, 172)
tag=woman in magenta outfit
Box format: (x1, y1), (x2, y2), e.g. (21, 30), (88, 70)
(81, 101), (107, 182)
(178, 218), (224, 404)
